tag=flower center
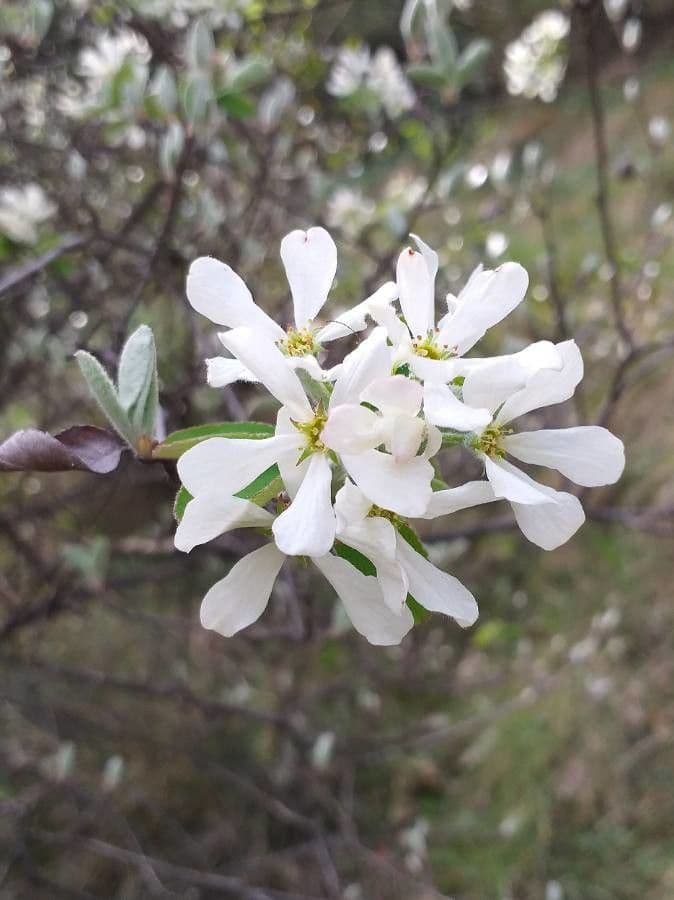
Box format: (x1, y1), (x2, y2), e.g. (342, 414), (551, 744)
(278, 327), (322, 358)
(411, 330), (454, 361)
(293, 407), (328, 455)
(471, 424), (509, 458)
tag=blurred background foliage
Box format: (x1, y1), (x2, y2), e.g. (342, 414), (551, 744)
(1, 0), (673, 898)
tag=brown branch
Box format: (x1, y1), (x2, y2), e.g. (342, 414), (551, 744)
(578, 0), (633, 350)
(0, 235), (87, 299)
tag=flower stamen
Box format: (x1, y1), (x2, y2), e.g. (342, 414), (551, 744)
(411, 330), (455, 361)
(471, 424), (510, 458)
(278, 327), (322, 358)
(293, 406), (328, 457)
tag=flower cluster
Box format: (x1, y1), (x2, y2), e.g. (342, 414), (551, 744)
(176, 227), (624, 645)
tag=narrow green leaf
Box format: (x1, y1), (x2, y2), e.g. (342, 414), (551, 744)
(441, 429), (466, 448)
(236, 464), (282, 504)
(457, 39), (491, 84)
(334, 541), (376, 576)
(117, 325), (158, 438)
(407, 594), (430, 623)
(407, 63), (449, 89)
(216, 91), (256, 119)
(174, 486), (192, 522)
(185, 18), (214, 69)
(336, 540), (430, 623)
(153, 421), (274, 459)
(75, 350), (137, 447)
(174, 465), (281, 522)
(229, 58), (272, 92)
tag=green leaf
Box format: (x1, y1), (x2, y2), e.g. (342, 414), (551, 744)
(431, 476), (449, 491)
(441, 429), (466, 448)
(181, 72), (212, 124)
(334, 541), (376, 576)
(159, 121), (185, 180)
(174, 465), (281, 523)
(229, 57), (273, 92)
(117, 325), (158, 438)
(153, 421), (274, 459)
(457, 38), (491, 84)
(216, 91), (256, 119)
(185, 17), (214, 69)
(336, 539), (430, 624)
(407, 594), (430, 624)
(174, 486), (192, 522)
(75, 350), (137, 448)
(407, 63), (450, 89)
(236, 464), (282, 504)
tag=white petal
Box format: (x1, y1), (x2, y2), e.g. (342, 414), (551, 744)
(438, 262), (528, 355)
(338, 517), (409, 613)
(286, 354), (331, 382)
(342, 449), (433, 517)
(313, 553), (413, 645)
(334, 479), (372, 528)
(423, 382), (492, 432)
(461, 341), (561, 413)
(503, 426), (625, 487)
(274, 406), (307, 498)
(369, 295), (411, 345)
(483, 456), (551, 505)
(186, 257), (283, 340)
(512, 490), (585, 550)
(322, 403), (383, 455)
(410, 233), (439, 281)
(395, 535), (478, 627)
(316, 281), (398, 343)
(496, 340), (583, 426)
(386, 414), (425, 463)
(221, 327), (312, 420)
(272, 453), (336, 557)
(200, 543), (285, 637)
(280, 227), (337, 329)
(205, 356), (259, 388)
(422, 480), (497, 518)
(330, 327), (392, 408)
(422, 423), (442, 460)
(177, 434), (298, 497)
(360, 375), (422, 416)
(175, 494), (273, 552)
(396, 245), (435, 338)
(408, 354), (458, 384)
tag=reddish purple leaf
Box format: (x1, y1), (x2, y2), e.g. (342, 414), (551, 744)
(0, 426), (124, 474)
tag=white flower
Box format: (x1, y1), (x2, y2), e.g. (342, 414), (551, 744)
(178, 325), (438, 558)
(321, 332), (439, 515)
(327, 45), (371, 98)
(326, 187), (375, 238)
(187, 226), (397, 386)
(0, 183), (56, 244)
(367, 47), (415, 118)
(174, 496), (413, 646)
(504, 10), (570, 103)
(334, 480), (478, 626)
(78, 29), (148, 83)
(327, 44), (415, 118)
(424, 341), (625, 549)
(378, 233), (533, 432)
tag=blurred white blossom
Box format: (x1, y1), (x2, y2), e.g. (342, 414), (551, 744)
(504, 10), (570, 102)
(327, 44), (414, 118)
(0, 183), (56, 244)
(326, 187), (375, 238)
